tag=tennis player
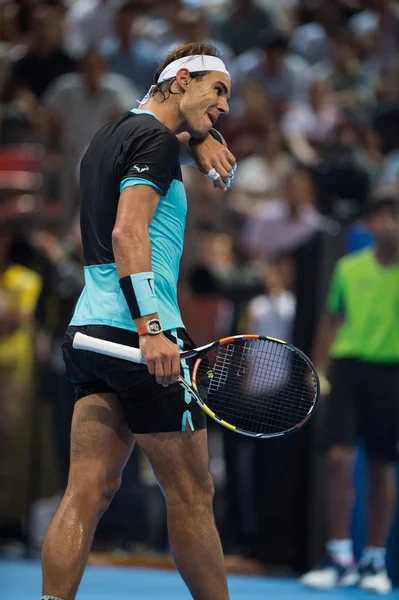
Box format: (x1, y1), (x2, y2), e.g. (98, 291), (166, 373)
(41, 43), (234, 600)
(301, 195), (399, 594)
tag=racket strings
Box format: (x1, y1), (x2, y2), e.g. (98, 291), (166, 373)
(196, 339), (316, 435)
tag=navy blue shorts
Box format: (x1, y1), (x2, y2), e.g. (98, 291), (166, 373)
(62, 325), (207, 434)
(322, 359), (399, 462)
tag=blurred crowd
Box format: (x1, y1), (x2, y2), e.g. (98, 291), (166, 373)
(0, 0), (398, 563)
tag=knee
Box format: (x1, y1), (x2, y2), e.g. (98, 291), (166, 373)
(67, 469), (122, 516)
(165, 473), (215, 510)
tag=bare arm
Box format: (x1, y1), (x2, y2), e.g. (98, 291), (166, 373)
(285, 133), (319, 164)
(112, 185), (180, 386)
(312, 311), (342, 372)
(311, 311), (342, 394)
(112, 185), (158, 282)
(177, 130), (236, 192)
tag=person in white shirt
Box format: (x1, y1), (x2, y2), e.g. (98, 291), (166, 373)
(231, 124), (293, 208)
(248, 253), (296, 343)
(281, 78), (342, 165)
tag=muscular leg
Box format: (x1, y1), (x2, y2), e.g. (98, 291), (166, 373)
(326, 445), (356, 540)
(367, 459), (396, 547)
(136, 429), (229, 600)
(41, 393), (135, 600)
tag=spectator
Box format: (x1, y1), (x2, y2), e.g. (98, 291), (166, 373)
(159, 8), (235, 73)
(357, 126), (384, 186)
(247, 253), (296, 342)
(65, 0), (124, 58)
(380, 150), (399, 193)
(0, 41), (46, 144)
(42, 50), (138, 224)
(372, 71), (399, 155)
(10, 4), (75, 100)
(0, 66), (41, 144)
(0, 2), (26, 56)
(231, 124), (293, 209)
(281, 78), (342, 165)
(189, 230), (267, 335)
(221, 251), (296, 559)
(301, 195), (399, 595)
(351, 15), (393, 82)
(140, 0), (182, 47)
(192, 226), (274, 322)
(217, 82), (275, 160)
(98, 1), (159, 96)
(348, 0), (399, 79)
(43, 50), (138, 177)
(235, 28), (313, 113)
(266, 0), (298, 35)
(11, 0), (45, 41)
(289, 0), (344, 65)
(241, 168), (323, 259)
(212, 0), (276, 57)
(309, 117), (373, 220)
(33, 225), (84, 488)
(0, 216), (42, 552)
(314, 30), (377, 111)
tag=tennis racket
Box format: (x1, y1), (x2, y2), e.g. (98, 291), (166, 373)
(73, 332), (319, 439)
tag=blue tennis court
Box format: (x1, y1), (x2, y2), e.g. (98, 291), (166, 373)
(2, 559), (399, 599)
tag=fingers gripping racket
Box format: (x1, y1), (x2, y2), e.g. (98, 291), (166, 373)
(73, 332), (319, 439)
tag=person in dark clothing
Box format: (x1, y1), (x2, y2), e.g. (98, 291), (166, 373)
(10, 4), (75, 99)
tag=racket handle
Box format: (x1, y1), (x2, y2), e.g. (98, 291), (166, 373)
(73, 332), (146, 364)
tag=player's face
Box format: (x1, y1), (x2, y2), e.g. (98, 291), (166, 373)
(180, 71), (230, 138)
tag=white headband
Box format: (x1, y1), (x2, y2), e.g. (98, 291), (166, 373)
(158, 55), (230, 82)
(138, 54), (230, 107)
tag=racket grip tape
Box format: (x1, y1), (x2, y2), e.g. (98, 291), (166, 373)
(72, 332), (146, 364)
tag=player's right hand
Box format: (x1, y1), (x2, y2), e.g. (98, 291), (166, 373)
(139, 333), (181, 387)
(318, 371), (331, 397)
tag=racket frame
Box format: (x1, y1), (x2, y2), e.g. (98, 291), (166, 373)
(189, 334), (320, 439)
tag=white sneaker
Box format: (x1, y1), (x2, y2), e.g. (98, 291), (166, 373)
(300, 556), (359, 590)
(359, 563), (392, 595)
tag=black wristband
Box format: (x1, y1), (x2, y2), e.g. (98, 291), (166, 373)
(119, 272), (158, 321)
(209, 128), (225, 145)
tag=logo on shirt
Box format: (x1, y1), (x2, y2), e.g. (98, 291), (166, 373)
(133, 164), (149, 173)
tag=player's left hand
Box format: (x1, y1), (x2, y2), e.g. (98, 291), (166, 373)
(189, 132), (237, 192)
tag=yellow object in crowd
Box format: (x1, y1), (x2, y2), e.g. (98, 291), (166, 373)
(0, 264), (42, 374)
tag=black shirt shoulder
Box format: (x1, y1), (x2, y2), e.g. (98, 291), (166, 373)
(79, 111), (181, 265)
(90, 111), (181, 195)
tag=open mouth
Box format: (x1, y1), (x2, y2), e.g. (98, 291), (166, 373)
(207, 113), (216, 126)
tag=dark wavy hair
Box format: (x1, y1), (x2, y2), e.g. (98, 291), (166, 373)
(150, 42), (221, 102)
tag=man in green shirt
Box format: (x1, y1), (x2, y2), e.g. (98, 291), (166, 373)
(301, 196), (399, 594)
